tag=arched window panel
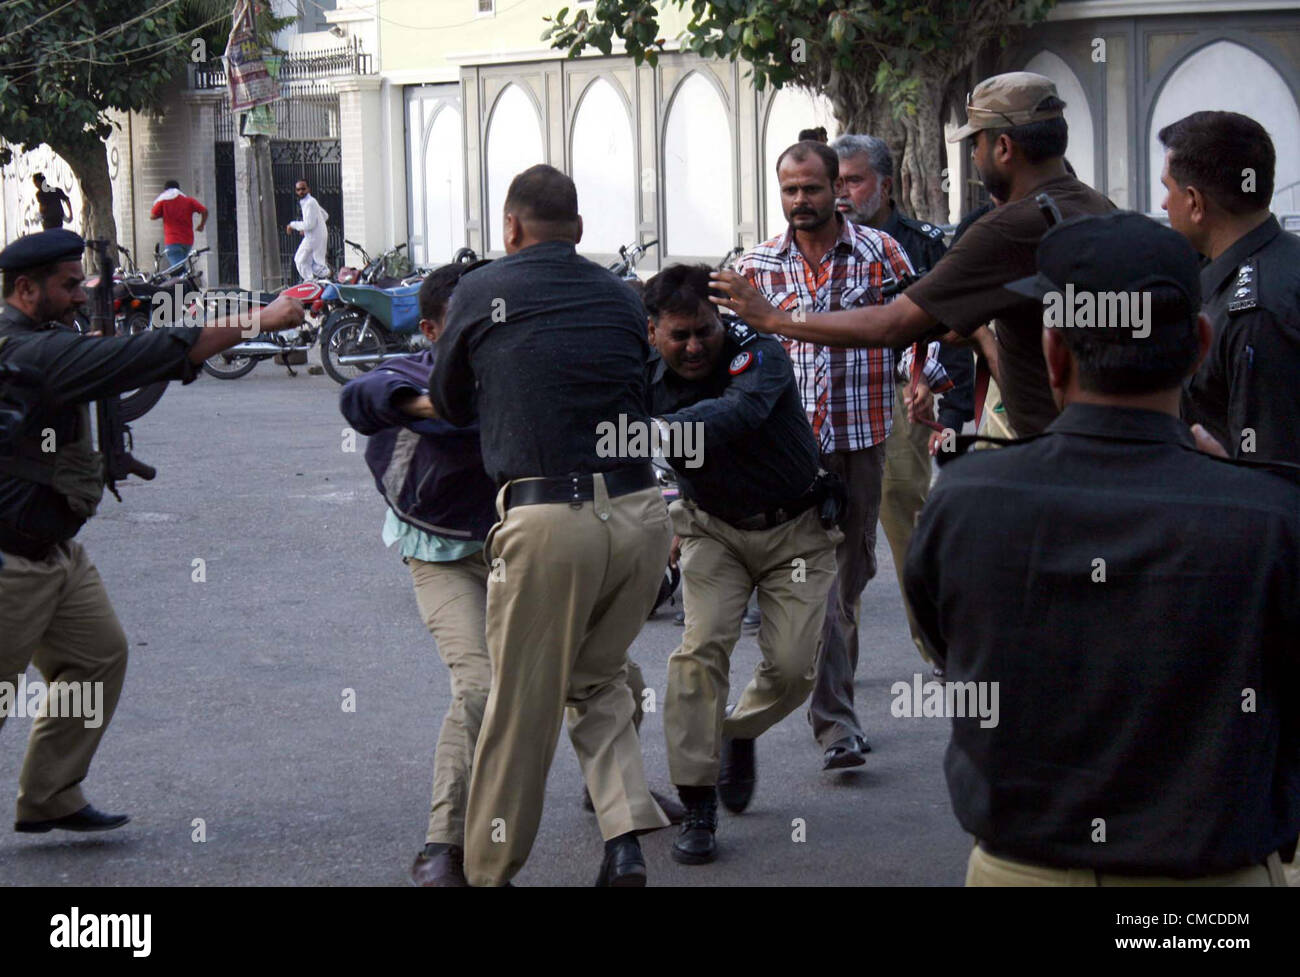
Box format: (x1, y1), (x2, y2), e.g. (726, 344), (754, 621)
(1147, 41), (1300, 214)
(422, 105), (467, 265)
(486, 84), (545, 251)
(1024, 51), (1096, 194)
(762, 88), (838, 240)
(571, 78), (636, 255)
(663, 73), (734, 260)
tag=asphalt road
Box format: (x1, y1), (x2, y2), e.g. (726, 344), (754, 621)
(1, 354), (971, 886)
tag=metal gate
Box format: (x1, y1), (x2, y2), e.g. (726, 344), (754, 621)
(195, 42), (371, 288)
(214, 141), (238, 286)
(273, 140), (343, 284)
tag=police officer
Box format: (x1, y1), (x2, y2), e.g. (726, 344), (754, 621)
(0, 229), (303, 834)
(645, 264), (842, 865)
(1158, 110), (1300, 464)
(905, 213), (1300, 886)
(429, 165), (671, 887)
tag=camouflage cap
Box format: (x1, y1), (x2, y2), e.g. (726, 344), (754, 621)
(948, 71), (1064, 143)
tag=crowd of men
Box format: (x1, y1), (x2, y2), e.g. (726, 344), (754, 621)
(0, 69), (1296, 887)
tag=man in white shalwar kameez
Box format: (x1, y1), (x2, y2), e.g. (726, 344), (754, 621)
(286, 179), (329, 281)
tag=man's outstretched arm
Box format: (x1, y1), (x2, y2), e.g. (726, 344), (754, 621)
(709, 269), (938, 349)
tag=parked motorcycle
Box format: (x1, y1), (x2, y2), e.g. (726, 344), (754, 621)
(318, 274), (426, 385)
(80, 245), (208, 337)
(608, 238), (657, 280)
(199, 242), (411, 380)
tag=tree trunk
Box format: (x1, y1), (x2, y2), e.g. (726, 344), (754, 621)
(46, 134), (118, 264)
(899, 84), (949, 225)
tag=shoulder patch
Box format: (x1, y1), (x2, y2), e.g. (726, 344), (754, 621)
(729, 351), (754, 376)
(725, 318), (757, 346)
(899, 214), (944, 240)
(1227, 261), (1258, 315)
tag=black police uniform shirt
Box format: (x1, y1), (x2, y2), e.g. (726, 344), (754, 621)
(430, 240), (652, 485)
(903, 403), (1300, 877)
(646, 321), (820, 524)
(1183, 215), (1300, 464)
(877, 206), (974, 434)
(905, 175), (1114, 438)
(0, 304), (201, 553)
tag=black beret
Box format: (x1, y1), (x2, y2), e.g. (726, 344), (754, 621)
(0, 229), (85, 273)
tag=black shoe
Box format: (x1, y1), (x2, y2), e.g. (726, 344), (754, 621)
(652, 789), (685, 825)
(742, 606), (761, 633)
(718, 718), (756, 813)
(671, 788), (718, 865)
(410, 843), (469, 887)
(595, 834), (647, 887)
(822, 736), (867, 770)
(15, 804), (130, 834)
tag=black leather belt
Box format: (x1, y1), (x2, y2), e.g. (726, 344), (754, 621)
(505, 463), (657, 510)
(725, 493), (818, 532)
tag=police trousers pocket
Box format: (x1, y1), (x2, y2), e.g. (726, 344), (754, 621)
(51, 442), (106, 520)
(668, 498), (700, 538)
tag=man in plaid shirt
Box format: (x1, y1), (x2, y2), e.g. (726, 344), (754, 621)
(737, 140), (951, 771)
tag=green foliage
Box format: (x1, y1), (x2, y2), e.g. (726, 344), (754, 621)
(542, 0), (1058, 117)
(0, 0), (293, 165)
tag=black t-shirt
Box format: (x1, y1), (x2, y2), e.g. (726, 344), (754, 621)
(36, 185), (69, 229)
(906, 175), (1114, 437)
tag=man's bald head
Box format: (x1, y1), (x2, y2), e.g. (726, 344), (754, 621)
(503, 165), (581, 247)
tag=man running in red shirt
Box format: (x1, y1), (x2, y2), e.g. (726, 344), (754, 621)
(150, 180), (207, 272)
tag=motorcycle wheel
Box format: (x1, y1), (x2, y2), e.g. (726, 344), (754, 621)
(202, 350), (259, 380)
(321, 313), (391, 385)
(119, 381), (169, 423)
(115, 311), (170, 417)
(123, 310), (151, 335)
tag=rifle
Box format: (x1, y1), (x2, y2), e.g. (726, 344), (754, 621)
(87, 238), (157, 500)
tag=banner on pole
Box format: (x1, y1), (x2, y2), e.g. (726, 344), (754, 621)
(241, 56), (281, 137)
(225, 0), (278, 113)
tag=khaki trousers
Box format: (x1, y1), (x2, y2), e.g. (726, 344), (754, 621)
(0, 540), (128, 821)
(665, 500), (840, 786)
(408, 552), (651, 848)
(879, 385), (936, 665)
(463, 480), (672, 887)
(975, 378), (1017, 442)
(408, 553), (491, 847)
(967, 843), (1287, 887)
(807, 444), (885, 749)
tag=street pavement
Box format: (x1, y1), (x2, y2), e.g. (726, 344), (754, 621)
(1, 354), (972, 886)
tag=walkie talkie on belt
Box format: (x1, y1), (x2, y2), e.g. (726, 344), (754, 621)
(87, 239), (157, 500)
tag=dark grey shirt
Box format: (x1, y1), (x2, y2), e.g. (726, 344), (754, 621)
(647, 326), (820, 523)
(430, 241), (652, 484)
(1183, 215), (1300, 464)
(905, 403), (1300, 876)
(0, 303), (200, 552)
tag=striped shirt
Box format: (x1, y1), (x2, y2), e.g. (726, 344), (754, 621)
(737, 218), (926, 452)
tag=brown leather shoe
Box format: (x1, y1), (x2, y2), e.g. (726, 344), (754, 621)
(410, 843), (468, 887)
